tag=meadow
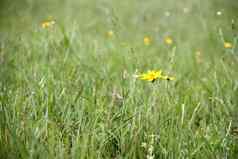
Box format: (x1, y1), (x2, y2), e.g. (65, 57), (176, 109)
(0, 0), (238, 158)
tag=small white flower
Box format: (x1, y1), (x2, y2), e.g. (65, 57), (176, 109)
(217, 11), (222, 16)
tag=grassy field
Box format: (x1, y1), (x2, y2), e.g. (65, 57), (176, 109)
(0, 0), (238, 158)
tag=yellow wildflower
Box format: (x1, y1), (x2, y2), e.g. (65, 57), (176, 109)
(107, 30), (114, 38)
(224, 42), (232, 49)
(137, 70), (175, 82)
(144, 36), (152, 45)
(41, 20), (55, 29)
(164, 36), (173, 45)
(138, 70), (162, 82)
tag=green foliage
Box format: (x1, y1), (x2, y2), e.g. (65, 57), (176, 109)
(0, 0), (238, 158)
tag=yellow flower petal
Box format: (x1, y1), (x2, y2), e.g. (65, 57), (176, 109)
(144, 36), (152, 45)
(107, 30), (114, 38)
(224, 42), (232, 49)
(164, 36), (173, 45)
(41, 20), (55, 29)
(138, 70), (162, 82)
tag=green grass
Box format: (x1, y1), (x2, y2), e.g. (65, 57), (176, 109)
(0, 0), (238, 158)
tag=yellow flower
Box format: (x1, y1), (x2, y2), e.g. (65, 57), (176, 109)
(137, 70), (175, 82)
(164, 36), (173, 45)
(224, 42), (232, 49)
(144, 36), (152, 45)
(107, 30), (114, 38)
(138, 70), (162, 82)
(41, 20), (55, 29)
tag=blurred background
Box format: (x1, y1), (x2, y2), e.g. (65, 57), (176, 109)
(0, 0), (237, 33)
(1, 0), (237, 61)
